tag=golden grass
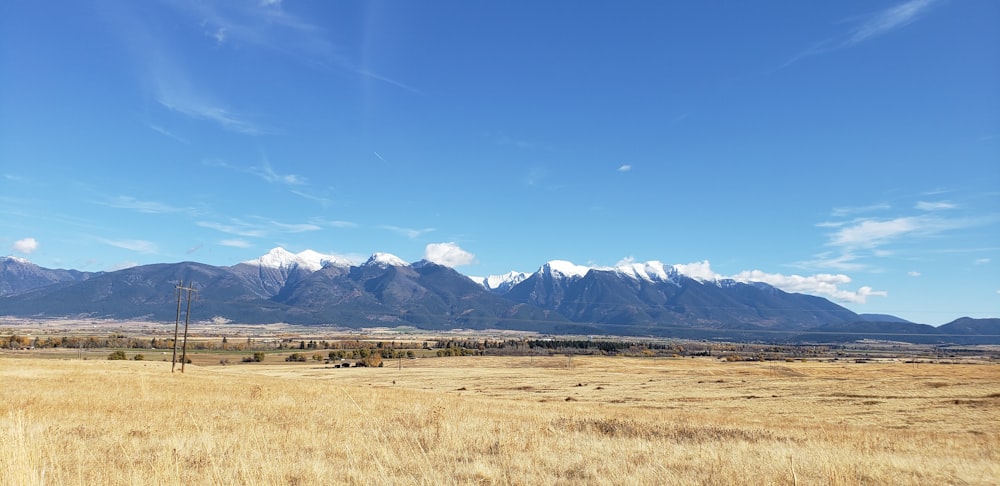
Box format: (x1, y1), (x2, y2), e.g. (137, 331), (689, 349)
(2, 355), (998, 485)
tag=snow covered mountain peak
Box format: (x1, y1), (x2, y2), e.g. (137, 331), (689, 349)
(243, 247), (349, 271)
(297, 249), (352, 270)
(540, 260), (590, 279)
(613, 260), (678, 283)
(245, 247), (297, 268)
(2, 256), (33, 265)
(473, 270), (529, 292)
(364, 252), (409, 268)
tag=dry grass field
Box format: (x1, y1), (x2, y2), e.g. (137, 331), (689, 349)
(2, 354), (998, 485)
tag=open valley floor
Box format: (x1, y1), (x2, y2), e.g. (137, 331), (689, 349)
(2, 340), (998, 485)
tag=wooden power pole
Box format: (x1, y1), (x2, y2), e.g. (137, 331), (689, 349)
(171, 281), (198, 373)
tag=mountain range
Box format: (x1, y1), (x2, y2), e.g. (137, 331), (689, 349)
(1, 249), (997, 344)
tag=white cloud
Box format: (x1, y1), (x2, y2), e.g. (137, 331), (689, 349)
(12, 237), (39, 254)
(674, 260), (720, 281)
(617, 164), (632, 172)
(729, 269), (888, 304)
(102, 239), (158, 254)
(975, 258), (991, 265)
(220, 239), (252, 248)
(915, 200), (956, 211)
(424, 242), (476, 267)
(907, 271), (921, 277)
(616, 259), (887, 305)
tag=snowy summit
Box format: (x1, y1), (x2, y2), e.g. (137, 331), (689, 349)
(364, 252), (409, 268)
(242, 247), (350, 272)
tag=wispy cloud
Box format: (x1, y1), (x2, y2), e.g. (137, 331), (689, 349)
(147, 124), (188, 144)
(197, 217), (322, 239)
(219, 239), (252, 248)
(828, 215), (976, 250)
(328, 220), (359, 229)
(247, 159), (306, 186)
(424, 242), (476, 267)
(97, 195), (191, 214)
(357, 68), (424, 95)
(908, 271), (921, 277)
(915, 200), (956, 211)
(156, 87), (264, 135)
(842, 0), (938, 46)
(205, 158), (306, 187)
(290, 190), (332, 206)
(975, 258), (991, 265)
(783, 0), (940, 67)
(160, 0), (419, 95)
(797, 252), (867, 272)
(525, 167), (547, 187)
(101, 238), (158, 254)
(809, 192), (1000, 273)
(141, 24), (267, 135)
(380, 225), (435, 239)
(617, 164), (632, 172)
(496, 134), (539, 150)
(830, 203), (891, 217)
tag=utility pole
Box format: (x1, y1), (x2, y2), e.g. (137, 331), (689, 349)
(172, 281), (198, 373)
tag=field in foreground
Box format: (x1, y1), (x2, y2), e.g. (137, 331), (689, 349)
(2, 356), (998, 485)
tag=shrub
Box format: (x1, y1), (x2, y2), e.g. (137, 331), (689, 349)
(286, 353), (307, 362)
(132, 354), (145, 361)
(107, 350), (127, 360)
(361, 352), (382, 368)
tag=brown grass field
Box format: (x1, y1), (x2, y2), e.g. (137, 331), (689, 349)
(2, 354), (998, 485)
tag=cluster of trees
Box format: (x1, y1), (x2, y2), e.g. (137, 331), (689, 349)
(415, 338), (744, 358)
(3, 334), (150, 350)
(418, 338), (686, 357)
(107, 350), (145, 361)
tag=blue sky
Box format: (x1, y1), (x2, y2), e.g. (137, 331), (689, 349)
(1, 0), (997, 325)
